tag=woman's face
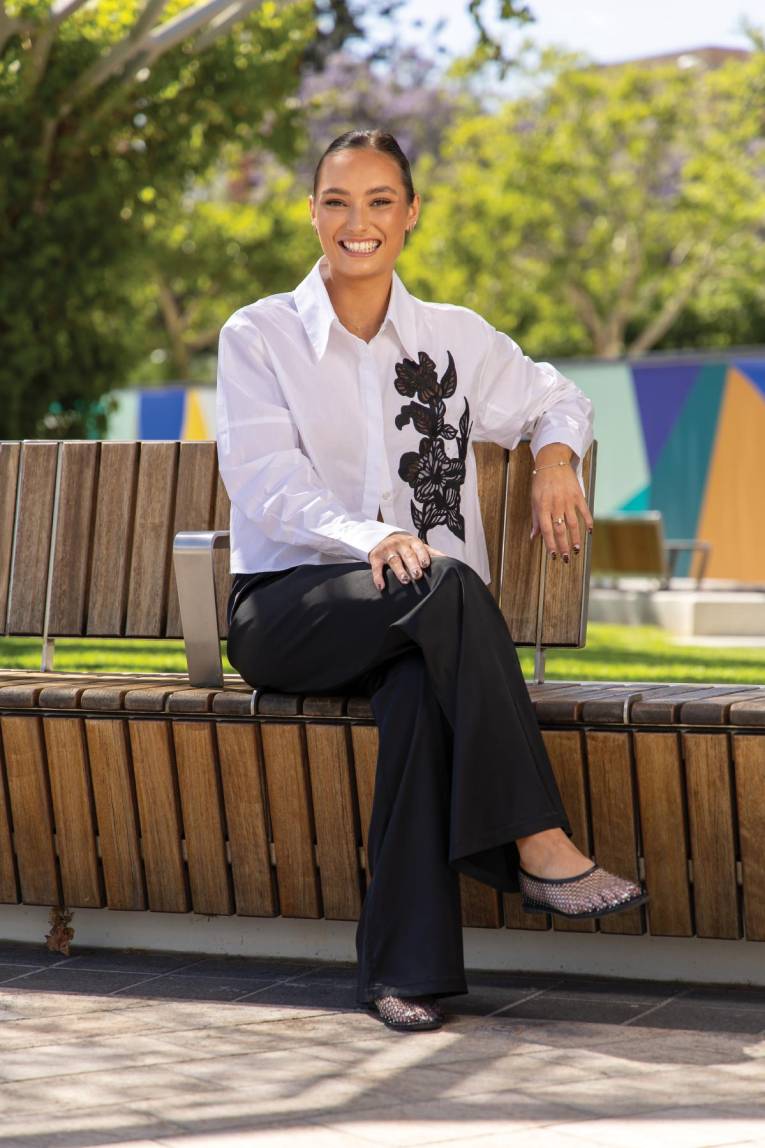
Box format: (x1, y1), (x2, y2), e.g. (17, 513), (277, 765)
(309, 147), (419, 280)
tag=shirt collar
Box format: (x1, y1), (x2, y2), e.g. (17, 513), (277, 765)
(293, 256), (419, 362)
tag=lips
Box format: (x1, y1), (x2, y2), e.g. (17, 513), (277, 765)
(339, 239), (382, 255)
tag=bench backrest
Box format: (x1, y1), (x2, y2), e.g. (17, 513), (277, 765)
(591, 512), (666, 578)
(0, 438), (595, 647)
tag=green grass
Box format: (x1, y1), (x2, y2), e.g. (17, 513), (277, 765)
(2, 624), (765, 684)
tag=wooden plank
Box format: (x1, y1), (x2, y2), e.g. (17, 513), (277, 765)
(43, 717), (102, 908)
(87, 442), (138, 635)
(166, 442), (218, 638)
(633, 732), (693, 936)
(732, 735), (765, 941)
(503, 888), (550, 931)
(216, 721), (276, 916)
(172, 721), (233, 915)
(591, 517), (665, 577)
(126, 442), (178, 637)
(259, 723), (321, 917)
(499, 442), (540, 645)
(350, 725), (378, 878)
(0, 442), (20, 634)
(0, 723), (19, 902)
(473, 442), (508, 604)
(213, 468), (231, 640)
(585, 731), (644, 935)
(459, 874), (502, 928)
(683, 732), (740, 939)
(7, 442), (58, 635)
(84, 718), (146, 910)
(129, 719), (189, 912)
(47, 442), (98, 635)
(305, 724), (362, 920)
(541, 445), (594, 647)
(544, 729), (595, 934)
(1, 716), (59, 904)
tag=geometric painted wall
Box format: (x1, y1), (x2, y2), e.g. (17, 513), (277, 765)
(105, 353), (765, 582)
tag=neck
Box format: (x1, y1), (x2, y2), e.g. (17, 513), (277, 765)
(320, 259), (393, 343)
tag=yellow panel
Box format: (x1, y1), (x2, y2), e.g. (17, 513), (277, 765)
(697, 368), (765, 580)
(181, 389), (210, 441)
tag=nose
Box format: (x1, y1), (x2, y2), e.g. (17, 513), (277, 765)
(346, 202), (369, 230)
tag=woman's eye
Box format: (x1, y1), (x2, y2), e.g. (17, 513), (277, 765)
(372, 199), (392, 206)
(324, 199), (344, 207)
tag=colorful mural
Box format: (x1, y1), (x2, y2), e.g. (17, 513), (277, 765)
(105, 354), (765, 582)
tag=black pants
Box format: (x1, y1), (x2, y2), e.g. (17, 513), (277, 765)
(226, 555), (573, 1005)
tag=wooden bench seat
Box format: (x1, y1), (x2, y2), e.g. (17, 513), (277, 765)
(1, 438), (764, 950)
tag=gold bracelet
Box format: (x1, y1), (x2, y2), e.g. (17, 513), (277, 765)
(532, 459), (569, 476)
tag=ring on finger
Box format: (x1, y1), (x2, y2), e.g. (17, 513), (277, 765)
(554, 516), (565, 526)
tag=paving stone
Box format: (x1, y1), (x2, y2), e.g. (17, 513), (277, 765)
(172, 956), (321, 981)
(234, 980), (360, 1011)
(541, 975), (688, 1004)
(485, 994), (648, 1025)
(59, 949), (205, 975)
(440, 986), (554, 1017)
(110, 974), (272, 1003)
(624, 1000), (765, 1035)
(0, 941), (73, 967)
(547, 1105), (765, 1148)
(0, 968), (160, 995)
(681, 986), (765, 1012)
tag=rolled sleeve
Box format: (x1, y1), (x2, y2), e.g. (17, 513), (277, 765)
(216, 317), (401, 562)
(472, 322), (594, 491)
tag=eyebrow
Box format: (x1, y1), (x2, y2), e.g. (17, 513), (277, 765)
(319, 185), (399, 196)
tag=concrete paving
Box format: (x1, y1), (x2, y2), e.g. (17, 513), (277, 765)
(0, 942), (764, 1147)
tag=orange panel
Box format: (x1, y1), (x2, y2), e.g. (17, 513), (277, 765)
(697, 368), (765, 581)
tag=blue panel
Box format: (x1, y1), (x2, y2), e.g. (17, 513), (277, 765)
(138, 388), (186, 440)
(632, 364), (701, 469)
(734, 361), (765, 400)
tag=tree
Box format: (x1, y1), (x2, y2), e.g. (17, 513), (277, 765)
(0, 0), (314, 437)
(398, 47), (765, 359)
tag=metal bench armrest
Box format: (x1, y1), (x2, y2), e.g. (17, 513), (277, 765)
(173, 530), (230, 687)
(664, 540), (712, 589)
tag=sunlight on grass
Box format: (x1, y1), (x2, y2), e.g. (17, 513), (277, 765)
(1, 624), (764, 684)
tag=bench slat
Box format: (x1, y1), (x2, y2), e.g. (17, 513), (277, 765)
(173, 721), (233, 915)
(129, 719), (189, 912)
(633, 732), (693, 936)
(683, 732), (741, 939)
(213, 468), (231, 639)
(87, 443), (138, 636)
(305, 724), (363, 920)
(7, 443), (58, 635)
(500, 443), (541, 645)
(259, 723), (321, 918)
(543, 729), (596, 934)
(474, 442), (507, 603)
(541, 447), (594, 646)
(48, 443), (98, 635)
(732, 735), (765, 940)
(166, 443), (218, 639)
(1, 715), (60, 904)
(586, 731), (644, 935)
(85, 718), (146, 910)
(216, 722), (277, 916)
(44, 716), (102, 908)
(0, 729), (18, 903)
(459, 874), (502, 928)
(126, 443), (177, 637)
(0, 443), (20, 634)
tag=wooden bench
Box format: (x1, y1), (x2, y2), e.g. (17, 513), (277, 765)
(591, 511), (712, 590)
(0, 438), (764, 946)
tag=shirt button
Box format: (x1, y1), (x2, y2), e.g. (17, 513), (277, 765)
(381, 490), (392, 500)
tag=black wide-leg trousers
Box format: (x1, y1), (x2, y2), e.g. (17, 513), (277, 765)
(225, 555), (574, 1005)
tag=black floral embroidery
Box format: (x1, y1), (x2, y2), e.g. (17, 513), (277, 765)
(394, 350), (472, 542)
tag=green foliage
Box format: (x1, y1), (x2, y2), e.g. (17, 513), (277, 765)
(399, 49), (765, 359)
(0, 0), (315, 436)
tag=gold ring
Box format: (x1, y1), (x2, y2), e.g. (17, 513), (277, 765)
(554, 516), (564, 525)
(385, 553), (398, 562)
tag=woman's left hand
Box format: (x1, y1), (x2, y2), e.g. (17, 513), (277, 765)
(530, 448), (594, 562)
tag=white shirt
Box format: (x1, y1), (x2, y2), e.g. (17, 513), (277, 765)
(216, 255), (594, 583)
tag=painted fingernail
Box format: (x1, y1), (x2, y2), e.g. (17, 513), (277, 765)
(573, 545), (581, 554)
(551, 552), (557, 560)
(562, 553), (570, 564)
(401, 575), (409, 583)
(413, 568), (421, 577)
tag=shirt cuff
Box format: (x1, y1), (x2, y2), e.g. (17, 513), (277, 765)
(341, 521), (405, 562)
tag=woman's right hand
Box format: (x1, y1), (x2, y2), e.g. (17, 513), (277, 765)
(368, 531), (447, 591)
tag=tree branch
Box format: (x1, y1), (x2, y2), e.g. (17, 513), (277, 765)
(627, 245), (717, 355)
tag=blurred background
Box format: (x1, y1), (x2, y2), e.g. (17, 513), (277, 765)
(4, 0), (765, 675)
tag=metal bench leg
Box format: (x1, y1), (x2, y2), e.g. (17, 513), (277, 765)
(173, 530), (230, 688)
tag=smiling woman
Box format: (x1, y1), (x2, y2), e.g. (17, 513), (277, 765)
(215, 128), (647, 1034)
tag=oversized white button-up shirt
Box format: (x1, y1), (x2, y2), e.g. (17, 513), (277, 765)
(216, 255), (594, 584)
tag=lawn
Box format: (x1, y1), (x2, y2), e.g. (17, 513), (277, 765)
(1, 624), (764, 684)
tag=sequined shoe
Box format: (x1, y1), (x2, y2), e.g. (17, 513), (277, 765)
(518, 861), (649, 920)
(365, 994), (445, 1032)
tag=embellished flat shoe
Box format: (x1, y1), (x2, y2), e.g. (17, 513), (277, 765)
(518, 861), (649, 920)
(365, 994), (445, 1032)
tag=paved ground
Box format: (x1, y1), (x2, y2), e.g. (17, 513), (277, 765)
(0, 942), (764, 1148)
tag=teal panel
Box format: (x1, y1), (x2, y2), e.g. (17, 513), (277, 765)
(619, 485), (650, 512)
(104, 388), (139, 440)
(649, 363), (727, 575)
(559, 364), (650, 515)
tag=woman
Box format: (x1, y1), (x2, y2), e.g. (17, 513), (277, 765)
(217, 129), (648, 1034)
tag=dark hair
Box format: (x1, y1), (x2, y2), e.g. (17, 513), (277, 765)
(312, 130), (415, 203)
